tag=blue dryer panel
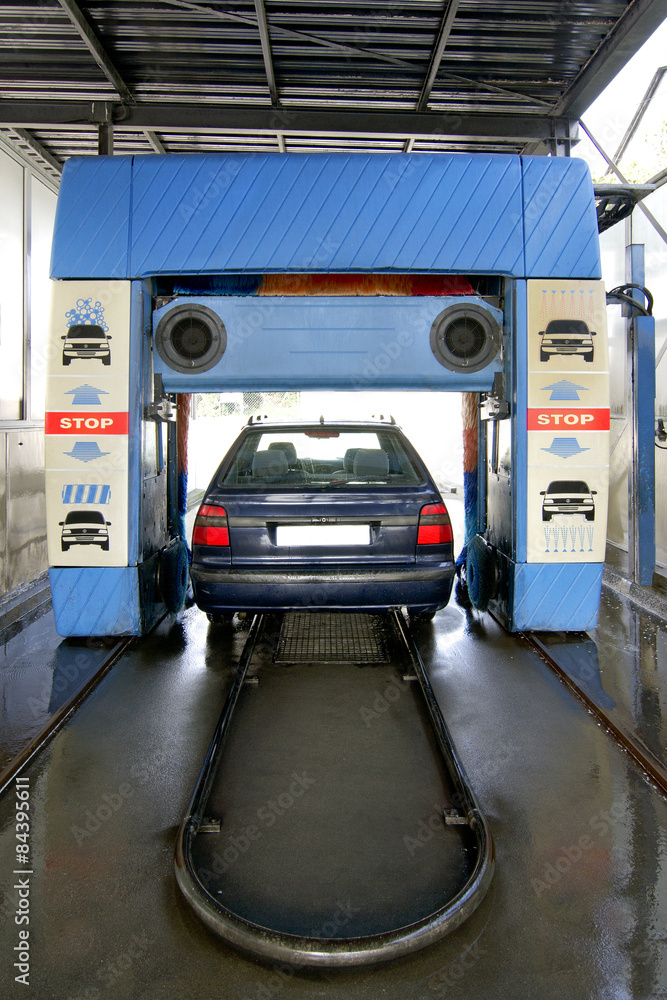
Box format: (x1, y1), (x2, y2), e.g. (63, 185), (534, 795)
(153, 295), (504, 392)
(50, 156), (133, 279)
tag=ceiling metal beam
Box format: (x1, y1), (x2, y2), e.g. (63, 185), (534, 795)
(161, 0), (411, 69)
(607, 65), (667, 172)
(4, 128), (62, 174)
(0, 101), (574, 143)
(580, 119), (667, 246)
(417, 0), (460, 112)
(405, 0), (460, 150)
(253, 0), (279, 106)
(144, 130), (166, 154)
(553, 0), (667, 119)
(57, 0), (134, 105)
(646, 163), (667, 188)
(162, 0), (552, 111)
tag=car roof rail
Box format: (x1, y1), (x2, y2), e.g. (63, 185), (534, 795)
(245, 415), (400, 427)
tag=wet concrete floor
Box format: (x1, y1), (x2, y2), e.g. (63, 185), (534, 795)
(1, 591), (667, 999)
(528, 586), (667, 771)
(0, 600), (122, 773)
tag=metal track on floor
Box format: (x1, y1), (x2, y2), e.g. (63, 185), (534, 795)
(523, 632), (667, 797)
(174, 611), (494, 967)
(0, 636), (134, 798)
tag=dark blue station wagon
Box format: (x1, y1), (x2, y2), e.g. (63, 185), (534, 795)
(190, 419), (455, 623)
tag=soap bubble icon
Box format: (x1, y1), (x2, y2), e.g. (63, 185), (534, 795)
(65, 298), (109, 332)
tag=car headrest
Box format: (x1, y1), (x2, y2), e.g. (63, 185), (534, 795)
(343, 447), (360, 472)
(267, 441), (297, 465)
(353, 449), (389, 477)
(252, 450), (288, 477)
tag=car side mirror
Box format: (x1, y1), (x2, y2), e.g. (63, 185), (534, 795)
(538, 331), (544, 337)
(61, 335), (66, 340)
(107, 335), (112, 339)
(58, 521), (64, 526)
(591, 490), (597, 495)
(591, 330), (597, 335)
(106, 521), (111, 525)
(539, 491), (546, 496)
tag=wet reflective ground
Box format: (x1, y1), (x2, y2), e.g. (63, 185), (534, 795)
(593, 588), (667, 765)
(0, 602), (121, 773)
(1, 593), (667, 999)
(532, 587), (667, 769)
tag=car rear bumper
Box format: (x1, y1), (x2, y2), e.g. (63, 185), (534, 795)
(191, 562), (455, 612)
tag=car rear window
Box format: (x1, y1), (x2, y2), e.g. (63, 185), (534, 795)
(216, 428), (424, 488)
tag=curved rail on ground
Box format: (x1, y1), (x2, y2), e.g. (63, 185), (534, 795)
(174, 611), (494, 967)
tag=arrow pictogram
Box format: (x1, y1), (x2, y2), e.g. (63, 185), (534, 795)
(64, 384), (109, 406)
(64, 442), (110, 463)
(541, 437), (590, 459)
(541, 380), (589, 402)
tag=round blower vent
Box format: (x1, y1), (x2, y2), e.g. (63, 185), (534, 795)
(155, 304), (227, 374)
(429, 303), (502, 374)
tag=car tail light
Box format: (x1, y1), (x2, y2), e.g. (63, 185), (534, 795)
(417, 503), (453, 545)
(193, 504), (229, 546)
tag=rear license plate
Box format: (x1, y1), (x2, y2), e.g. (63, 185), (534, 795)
(276, 525), (370, 547)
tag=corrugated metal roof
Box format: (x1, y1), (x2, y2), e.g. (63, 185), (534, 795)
(0, 0), (664, 177)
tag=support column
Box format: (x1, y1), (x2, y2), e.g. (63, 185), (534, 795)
(98, 122), (113, 155)
(626, 242), (656, 585)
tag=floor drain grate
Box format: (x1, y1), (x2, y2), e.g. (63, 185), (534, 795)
(274, 612), (389, 664)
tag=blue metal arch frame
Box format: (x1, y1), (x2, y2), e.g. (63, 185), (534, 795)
(47, 152), (607, 636)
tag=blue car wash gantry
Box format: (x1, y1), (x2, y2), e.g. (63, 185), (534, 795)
(45, 151), (608, 636)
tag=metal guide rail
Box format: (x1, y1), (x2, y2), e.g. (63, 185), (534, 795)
(174, 610), (494, 967)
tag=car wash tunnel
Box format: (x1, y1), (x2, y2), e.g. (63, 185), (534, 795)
(1, 4), (667, 998)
